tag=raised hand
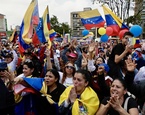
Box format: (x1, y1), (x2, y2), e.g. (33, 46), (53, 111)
(68, 87), (77, 103)
(88, 42), (95, 53)
(107, 95), (122, 111)
(125, 58), (137, 72)
(124, 45), (133, 54)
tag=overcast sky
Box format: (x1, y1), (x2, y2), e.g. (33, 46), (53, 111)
(0, 0), (98, 30)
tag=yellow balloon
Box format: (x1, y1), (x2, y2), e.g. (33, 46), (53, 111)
(98, 27), (106, 35)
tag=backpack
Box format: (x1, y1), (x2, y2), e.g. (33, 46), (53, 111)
(124, 96), (142, 115)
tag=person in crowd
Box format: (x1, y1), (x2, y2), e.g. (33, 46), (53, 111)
(14, 59), (39, 115)
(107, 32), (134, 79)
(132, 47), (145, 70)
(2, 43), (18, 73)
(35, 69), (66, 115)
(124, 57), (145, 114)
(96, 77), (139, 115)
(98, 48), (106, 62)
(61, 39), (82, 70)
(45, 48), (75, 87)
(58, 69), (100, 115)
(0, 62), (15, 115)
(105, 45), (112, 61)
(16, 50), (43, 77)
(87, 42), (105, 73)
(60, 61), (76, 87)
(15, 68), (66, 115)
(81, 52), (88, 70)
(91, 63), (113, 101)
(110, 38), (118, 48)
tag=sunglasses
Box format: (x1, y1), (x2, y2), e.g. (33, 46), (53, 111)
(66, 66), (74, 69)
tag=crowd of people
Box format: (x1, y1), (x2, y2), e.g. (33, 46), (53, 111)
(0, 31), (145, 115)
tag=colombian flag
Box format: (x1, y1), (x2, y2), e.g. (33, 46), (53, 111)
(32, 6), (52, 49)
(103, 5), (128, 36)
(19, 0), (39, 53)
(78, 9), (105, 30)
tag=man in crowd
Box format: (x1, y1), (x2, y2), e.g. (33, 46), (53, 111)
(107, 32), (134, 79)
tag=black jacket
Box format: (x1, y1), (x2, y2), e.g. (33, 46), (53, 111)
(0, 78), (15, 115)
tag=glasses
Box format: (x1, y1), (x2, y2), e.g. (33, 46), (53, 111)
(66, 66), (74, 69)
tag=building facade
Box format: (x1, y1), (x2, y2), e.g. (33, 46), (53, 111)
(70, 7), (96, 38)
(0, 13), (7, 39)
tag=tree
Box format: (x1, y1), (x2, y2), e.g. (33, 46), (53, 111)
(50, 15), (70, 35)
(126, 0), (144, 26)
(91, 0), (133, 20)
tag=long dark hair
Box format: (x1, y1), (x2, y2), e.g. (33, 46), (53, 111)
(23, 59), (38, 77)
(61, 61), (75, 84)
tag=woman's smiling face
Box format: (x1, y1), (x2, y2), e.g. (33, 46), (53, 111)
(110, 79), (127, 98)
(23, 64), (34, 77)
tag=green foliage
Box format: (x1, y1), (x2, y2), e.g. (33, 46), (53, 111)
(126, 14), (141, 25)
(50, 15), (70, 35)
(6, 31), (13, 37)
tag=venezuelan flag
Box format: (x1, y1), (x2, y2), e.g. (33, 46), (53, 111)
(78, 9), (105, 30)
(23, 77), (55, 104)
(9, 28), (18, 43)
(32, 6), (52, 49)
(19, 0), (39, 53)
(32, 0), (39, 25)
(103, 5), (128, 36)
(49, 29), (57, 41)
(18, 22), (31, 53)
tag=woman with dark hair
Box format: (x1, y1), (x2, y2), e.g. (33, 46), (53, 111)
(96, 77), (139, 115)
(14, 59), (40, 115)
(34, 69), (66, 115)
(15, 59), (36, 79)
(14, 69), (66, 115)
(58, 69), (100, 115)
(45, 48), (75, 87)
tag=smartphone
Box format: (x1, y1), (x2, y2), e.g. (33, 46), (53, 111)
(128, 38), (134, 45)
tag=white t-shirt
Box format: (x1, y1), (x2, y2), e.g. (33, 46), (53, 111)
(59, 72), (73, 87)
(63, 77), (73, 87)
(56, 49), (60, 58)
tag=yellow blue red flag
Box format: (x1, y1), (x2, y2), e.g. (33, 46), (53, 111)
(103, 5), (128, 36)
(19, 0), (39, 53)
(49, 29), (57, 41)
(78, 9), (105, 30)
(9, 28), (18, 43)
(23, 77), (55, 104)
(32, 6), (52, 49)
